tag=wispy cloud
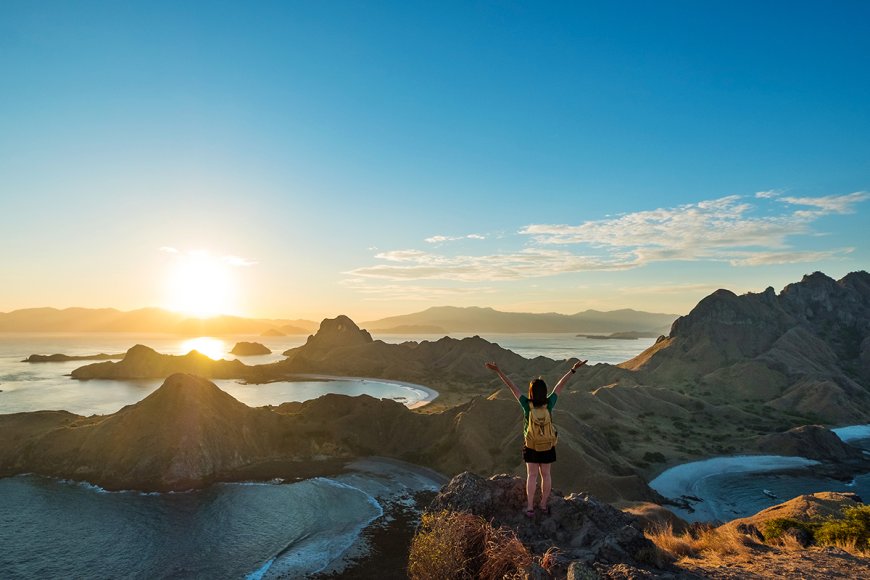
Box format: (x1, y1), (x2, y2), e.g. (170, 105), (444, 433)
(728, 248), (853, 267)
(755, 189), (784, 199)
(778, 191), (869, 215)
(349, 248), (635, 281)
(425, 233), (486, 244)
(346, 191), (867, 289)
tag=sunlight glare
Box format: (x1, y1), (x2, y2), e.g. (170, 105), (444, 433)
(165, 251), (237, 317)
(180, 337), (227, 360)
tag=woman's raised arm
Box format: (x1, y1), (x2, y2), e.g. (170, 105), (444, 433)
(485, 361), (522, 401)
(552, 359), (588, 396)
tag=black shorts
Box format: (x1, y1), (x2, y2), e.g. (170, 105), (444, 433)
(523, 446), (556, 464)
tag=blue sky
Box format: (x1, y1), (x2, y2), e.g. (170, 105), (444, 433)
(1, 1), (868, 320)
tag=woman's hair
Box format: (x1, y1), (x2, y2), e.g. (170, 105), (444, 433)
(528, 377), (548, 407)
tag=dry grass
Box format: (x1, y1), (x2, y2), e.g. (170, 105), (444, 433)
(830, 537), (870, 557)
(408, 511), (487, 579)
(480, 525), (533, 580)
(408, 510), (535, 580)
(646, 523), (755, 563)
(771, 532), (807, 552)
(540, 546), (562, 574)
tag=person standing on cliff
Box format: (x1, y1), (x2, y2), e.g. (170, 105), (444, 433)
(485, 359), (587, 518)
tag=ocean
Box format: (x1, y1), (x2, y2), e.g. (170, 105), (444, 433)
(0, 332), (652, 579)
(650, 441), (870, 524)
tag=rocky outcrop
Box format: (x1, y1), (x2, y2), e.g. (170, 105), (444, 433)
(425, 472), (660, 571)
(617, 271), (870, 423)
(71, 345), (250, 380)
(230, 341), (271, 356)
(755, 425), (869, 463)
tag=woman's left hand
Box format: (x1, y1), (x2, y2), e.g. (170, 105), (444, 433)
(572, 359), (588, 371)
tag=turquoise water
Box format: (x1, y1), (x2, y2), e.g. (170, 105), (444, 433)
(0, 459), (442, 580)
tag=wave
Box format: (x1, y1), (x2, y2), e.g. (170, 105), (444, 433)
(246, 477), (384, 579)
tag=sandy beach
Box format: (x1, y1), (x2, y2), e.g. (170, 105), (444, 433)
(281, 373), (440, 408)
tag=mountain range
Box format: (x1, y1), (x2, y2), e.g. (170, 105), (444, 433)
(0, 305), (677, 336)
(363, 305), (678, 334)
(0, 307), (316, 335)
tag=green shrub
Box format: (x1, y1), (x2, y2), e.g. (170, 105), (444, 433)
(761, 518), (819, 541)
(762, 505), (870, 552)
(815, 505), (870, 550)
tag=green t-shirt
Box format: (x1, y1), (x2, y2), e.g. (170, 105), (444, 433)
(518, 393), (558, 436)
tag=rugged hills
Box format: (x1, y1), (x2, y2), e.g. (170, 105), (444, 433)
(0, 373), (652, 501)
(63, 271), (870, 489)
(363, 305), (678, 334)
(615, 271), (870, 424)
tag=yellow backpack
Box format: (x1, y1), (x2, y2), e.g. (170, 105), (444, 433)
(525, 405), (557, 451)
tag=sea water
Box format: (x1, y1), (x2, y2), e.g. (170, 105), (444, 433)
(0, 460), (442, 580)
(650, 441), (870, 523)
(0, 332), (645, 578)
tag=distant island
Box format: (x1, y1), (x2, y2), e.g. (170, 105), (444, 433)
(577, 330), (663, 340)
(22, 352), (125, 363)
(230, 341), (271, 356)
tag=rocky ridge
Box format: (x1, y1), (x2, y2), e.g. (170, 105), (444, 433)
(427, 472), (656, 570)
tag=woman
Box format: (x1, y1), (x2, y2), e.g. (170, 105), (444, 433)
(485, 358), (587, 517)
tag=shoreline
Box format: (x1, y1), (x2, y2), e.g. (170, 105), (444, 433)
(278, 373), (440, 409)
(649, 455), (822, 523)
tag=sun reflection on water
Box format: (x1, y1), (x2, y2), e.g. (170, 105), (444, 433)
(180, 337), (227, 360)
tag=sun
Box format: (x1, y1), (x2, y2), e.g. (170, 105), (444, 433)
(164, 251), (237, 318)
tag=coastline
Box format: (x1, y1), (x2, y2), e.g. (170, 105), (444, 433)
(649, 455), (821, 522)
(279, 373), (440, 409)
(253, 457), (447, 579)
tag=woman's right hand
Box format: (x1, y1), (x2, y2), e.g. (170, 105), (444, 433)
(484, 361), (499, 372)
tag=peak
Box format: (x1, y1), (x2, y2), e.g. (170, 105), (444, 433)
(317, 315), (364, 334)
(127, 344), (158, 356)
(305, 315), (373, 349)
(800, 271), (836, 285)
(135, 373), (247, 410)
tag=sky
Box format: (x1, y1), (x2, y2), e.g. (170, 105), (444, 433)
(1, 1), (868, 321)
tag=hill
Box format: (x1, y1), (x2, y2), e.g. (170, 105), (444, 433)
(0, 374), (655, 501)
(363, 305), (678, 334)
(0, 306), (317, 335)
(616, 271), (870, 424)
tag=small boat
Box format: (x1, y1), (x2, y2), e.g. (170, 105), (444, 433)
(762, 489), (778, 499)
